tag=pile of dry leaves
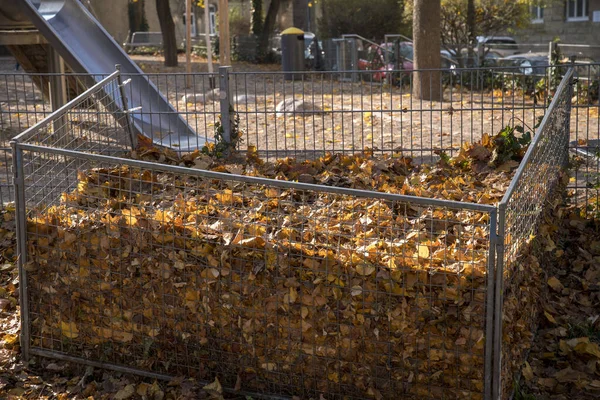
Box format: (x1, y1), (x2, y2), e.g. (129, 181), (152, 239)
(21, 132), (526, 400)
(517, 205), (600, 400)
(4, 126), (576, 399)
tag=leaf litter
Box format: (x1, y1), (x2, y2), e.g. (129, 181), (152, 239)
(517, 204), (600, 400)
(1, 127), (593, 399)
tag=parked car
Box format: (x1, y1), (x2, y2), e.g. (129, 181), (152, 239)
(476, 36), (519, 57)
(303, 32), (325, 70)
(357, 41), (457, 82)
(392, 42), (458, 69)
(453, 48), (503, 67)
(500, 52), (549, 76)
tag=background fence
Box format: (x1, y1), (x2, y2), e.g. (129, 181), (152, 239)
(10, 66), (575, 399)
(2, 63), (599, 211)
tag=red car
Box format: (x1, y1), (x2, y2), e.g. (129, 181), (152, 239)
(358, 41), (457, 82)
(358, 43), (413, 82)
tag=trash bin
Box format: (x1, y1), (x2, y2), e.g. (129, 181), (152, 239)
(281, 27), (305, 80)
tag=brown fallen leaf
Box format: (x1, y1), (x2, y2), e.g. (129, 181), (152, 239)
(554, 367), (588, 383)
(544, 311), (557, 325)
(114, 384), (136, 400)
(202, 377), (224, 399)
(522, 361), (534, 381)
(547, 276), (564, 292)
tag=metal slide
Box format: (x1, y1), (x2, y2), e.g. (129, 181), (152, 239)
(10, 0), (206, 151)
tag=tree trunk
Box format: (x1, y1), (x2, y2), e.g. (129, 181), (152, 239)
(257, 0), (281, 61)
(413, 0), (441, 101)
(156, 0), (178, 67)
(466, 0), (475, 67)
(251, 0), (263, 36)
(293, 0), (308, 31)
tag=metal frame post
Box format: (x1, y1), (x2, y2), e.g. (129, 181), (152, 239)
(115, 65), (137, 149)
(219, 66), (232, 143)
(492, 205), (506, 400)
(11, 140), (30, 361)
(485, 209), (498, 400)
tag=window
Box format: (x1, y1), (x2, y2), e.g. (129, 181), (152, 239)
(183, 10), (197, 36)
(209, 5), (217, 35)
(531, 6), (544, 23)
(567, 0), (589, 22)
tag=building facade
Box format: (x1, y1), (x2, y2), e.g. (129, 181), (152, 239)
(514, 0), (600, 58)
(86, 0), (306, 48)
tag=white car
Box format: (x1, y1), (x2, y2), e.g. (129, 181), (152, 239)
(476, 36), (519, 57)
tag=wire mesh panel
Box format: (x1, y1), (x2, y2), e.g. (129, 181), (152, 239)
(494, 69), (573, 400)
(119, 73), (220, 150)
(567, 62), (600, 213)
(0, 72), (102, 204)
(7, 64), (577, 399)
(13, 72), (133, 210)
(228, 67), (550, 162)
(17, 144), (496, 399)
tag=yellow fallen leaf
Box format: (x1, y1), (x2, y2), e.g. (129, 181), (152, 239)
(113, 330), (133, 343)
(355, 264), (375, 276)
(574, 341), (600, 358)
(64, 231), (77, 245)
(201, 268), (220, 279)
(544, 311), (557, 324)
(418, 244), (430, 259)
(261, 363), (277, 371)
(3, 333), (19, 346)
(238, 236), (266, 248)
(60, 321), (79, 339)
(351, 285), (363, 297)
(554, 367), (586, 383)
(301, 306), (309, 319)
(522, 361), (534, 381)
(203, 377), (224, 398)
(288, 287), (298, 304)
(114, 384), (135, 400)
(547, 276), (563, 292)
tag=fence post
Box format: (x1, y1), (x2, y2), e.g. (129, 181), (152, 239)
(350, 39), (359, 83)
(10, 140), (30, 362)
(219, 66), (232, 143)
(48, 47), (67, 139)
(477, 42), (484, 67)
(548, 41), (557, 65)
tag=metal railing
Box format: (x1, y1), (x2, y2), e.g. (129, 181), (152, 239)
(10, 65), (575, 399)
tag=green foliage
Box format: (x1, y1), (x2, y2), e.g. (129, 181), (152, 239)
(230, 7), (251, 36)
(489, 120), (537, 167)
(567, 321), (600, 344)
(202, 106), (244, 158)
(441, 0), (530, 67)
(127, 0), (149, 34)
(317, 0), (409, 41)
(575, 79), (600, 105)
(251, 0), (263, 36)
(513, 379), (537, 400)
